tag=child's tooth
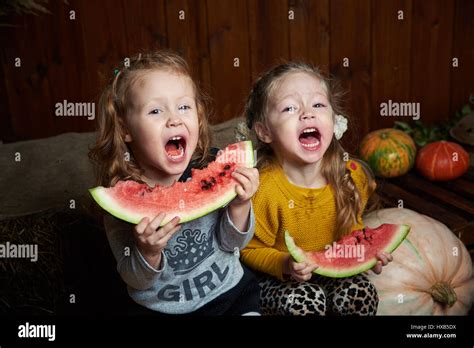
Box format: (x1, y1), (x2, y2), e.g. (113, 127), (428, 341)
(168, 146), (185, 159)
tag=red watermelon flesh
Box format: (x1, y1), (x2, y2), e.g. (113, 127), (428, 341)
(89, 141), (254, 225)
(285, 223), (410, 278)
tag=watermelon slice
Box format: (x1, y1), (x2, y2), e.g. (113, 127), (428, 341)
(89, 141), (255, 225)
(285, 224), (410, 278)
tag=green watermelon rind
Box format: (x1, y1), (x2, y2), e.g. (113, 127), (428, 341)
(89, 141), (254, 225)
(284, 224), (410, 278)
(89, 185), (239, 225)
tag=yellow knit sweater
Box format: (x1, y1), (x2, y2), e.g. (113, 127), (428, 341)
(241, 158), (374, 281)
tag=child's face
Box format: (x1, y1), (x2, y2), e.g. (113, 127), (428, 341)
(123, 70), (200, 183)
(261, 72), (334, 165)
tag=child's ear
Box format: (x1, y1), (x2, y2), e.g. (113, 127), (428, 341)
(254, 122), (272, 144)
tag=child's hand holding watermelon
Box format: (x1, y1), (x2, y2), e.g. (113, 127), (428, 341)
(283, 250), (394, 280)
(282, 255), (319, 282)
(228, 167), (259, 232)
(133, 214), (182, 269)
(370, 251), (393, 274)
(230, 167), (260, 204)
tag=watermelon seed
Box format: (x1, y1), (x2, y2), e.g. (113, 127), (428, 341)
(219, 172), (226, 177)
(224, 165), (231, 170)
(210, 177), (216, 184)
(200, 179), (213, 190)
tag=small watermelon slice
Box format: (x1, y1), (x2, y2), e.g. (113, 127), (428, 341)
(285, 224), (410, 278)
(89, 141), (254, 225)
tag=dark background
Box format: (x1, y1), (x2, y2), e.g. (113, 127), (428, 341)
(0, 0), (473, 326)
(1, 0), (473, 153)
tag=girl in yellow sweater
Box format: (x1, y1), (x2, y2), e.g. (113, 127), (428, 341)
(241, 62), (392, 315)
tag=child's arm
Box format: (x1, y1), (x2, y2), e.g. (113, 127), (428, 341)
(241, 228), (318, 282)
(240, 236), (290, 281)
(216, 203), (255, 252)
(228, 166), (259, 231)
(216, 167), (259, 251)
(238, 175), (291, 281)
(103, 214), (176, 291)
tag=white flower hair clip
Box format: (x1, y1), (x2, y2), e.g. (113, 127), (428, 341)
(334, 114), (348, 140)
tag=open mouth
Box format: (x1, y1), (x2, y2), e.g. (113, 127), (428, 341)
(298, 127), (321, 150)
(165, 135), (187, 161)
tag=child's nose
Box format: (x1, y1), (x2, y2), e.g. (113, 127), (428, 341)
(167, 116), (183, 127)
(300, 109), (316, 120)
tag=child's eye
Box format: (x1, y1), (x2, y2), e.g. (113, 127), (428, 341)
(149, 108), (163, 115)
(178, 105), (191, 113)
(282, 105), (298, 113)
(313, 103), (325, 108)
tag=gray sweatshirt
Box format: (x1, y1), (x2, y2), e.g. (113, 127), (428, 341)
(103, 204), (255, 314)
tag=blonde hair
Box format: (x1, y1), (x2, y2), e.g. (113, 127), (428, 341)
(245, 61), (377, 239)
(88, 50), (212, 188)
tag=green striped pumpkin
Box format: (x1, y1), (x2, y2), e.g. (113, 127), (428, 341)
(359, 128), (416, 178)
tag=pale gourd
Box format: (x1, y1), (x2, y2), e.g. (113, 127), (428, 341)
(363, 208), (474, 315)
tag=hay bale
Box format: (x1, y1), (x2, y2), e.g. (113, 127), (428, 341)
(0, 209), (127, 315)
(0, 211), (64, 314)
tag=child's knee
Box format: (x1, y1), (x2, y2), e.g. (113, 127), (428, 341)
(281, 282), (327, 315)
(331, 275), (379, 315)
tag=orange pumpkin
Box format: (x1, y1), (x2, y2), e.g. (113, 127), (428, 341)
(359, 129), (416, 178)
(416, 141), (470, 181)
(364, 208), (474, 315)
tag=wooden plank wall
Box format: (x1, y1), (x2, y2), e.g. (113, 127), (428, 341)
(1, 0), (473, 152)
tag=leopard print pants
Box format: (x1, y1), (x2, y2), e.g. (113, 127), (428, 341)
(258, 273), (378, 316)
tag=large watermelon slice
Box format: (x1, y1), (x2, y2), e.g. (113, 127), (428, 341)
(89, 141), (254, 225)
(285, 224), (410, 278)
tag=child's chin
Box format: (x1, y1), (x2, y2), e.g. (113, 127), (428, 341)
(158, 156), (188, 173)
(164, 159), (189, 171)
(296, 150), (324, 164)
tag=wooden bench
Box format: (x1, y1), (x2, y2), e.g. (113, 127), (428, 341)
(375, 163), (474, 257)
